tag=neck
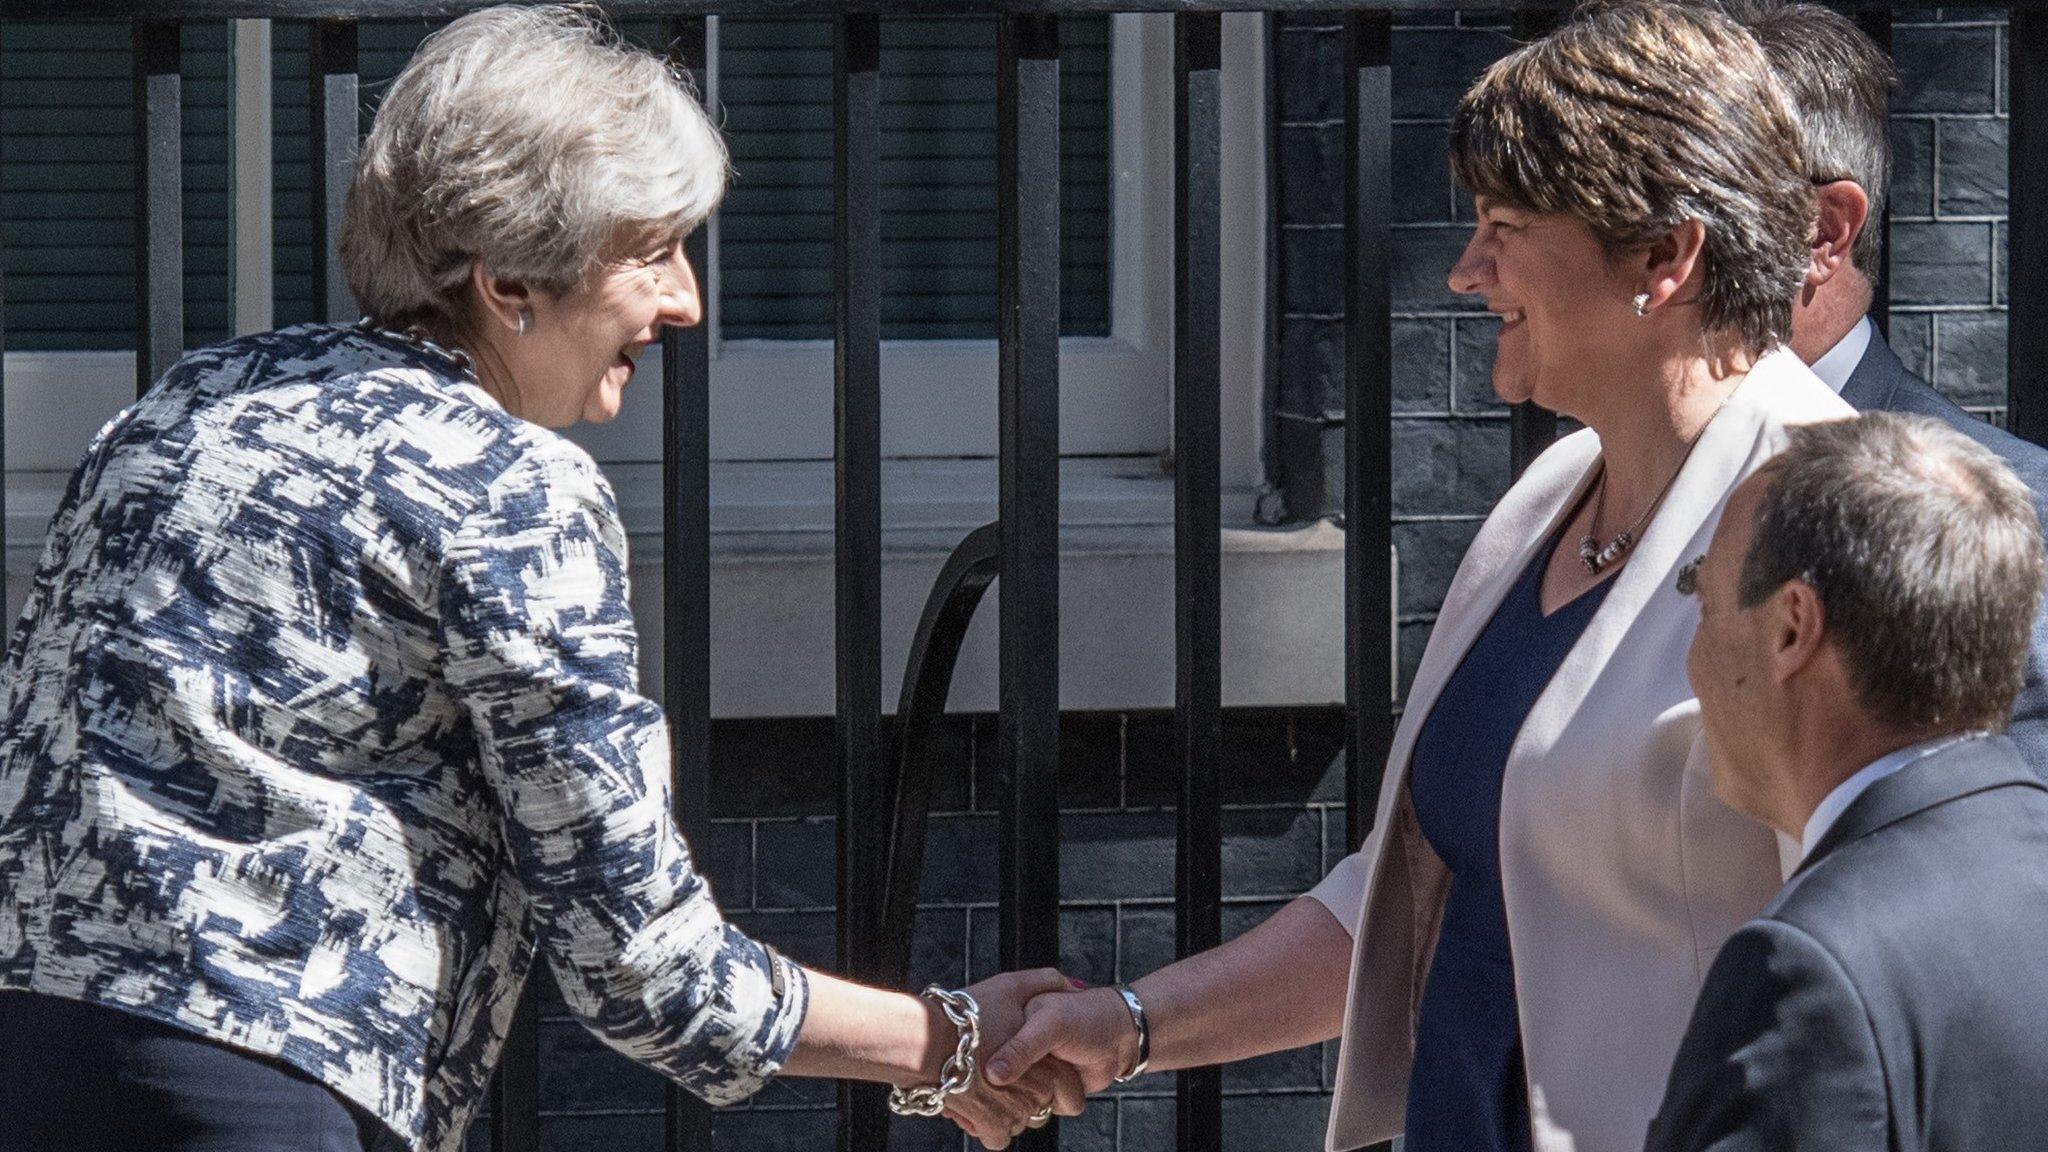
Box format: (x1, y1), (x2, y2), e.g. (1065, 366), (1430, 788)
(1771, 710), (1952, 840)
(1788, 272), (1873, 366)
(456, 330), (518, 415)
(1576, 335), (1749, 530)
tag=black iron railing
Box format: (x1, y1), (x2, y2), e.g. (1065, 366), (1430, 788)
(1, 5), (2036, 1152)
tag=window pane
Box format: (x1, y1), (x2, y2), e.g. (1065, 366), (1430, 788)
(1, 16), (1111, 352)
(0, 21), (232, 352)
(718, 16), (1111, 340)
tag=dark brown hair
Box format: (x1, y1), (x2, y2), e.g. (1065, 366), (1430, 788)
(1739, 413), (2045, 733)
(1451, 0), (1813, 354)
(1725, 0), (1897, 279)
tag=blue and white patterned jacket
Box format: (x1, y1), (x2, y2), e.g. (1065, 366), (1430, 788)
(0, 323), (807, 1151)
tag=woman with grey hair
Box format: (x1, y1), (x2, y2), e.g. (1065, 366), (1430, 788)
(979, 5), (1858, 1152)
(0, 7), (1074, 1151)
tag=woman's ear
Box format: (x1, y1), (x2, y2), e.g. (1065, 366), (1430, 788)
(469, 258), (533, 332)
(1640, 218), (1708, 312)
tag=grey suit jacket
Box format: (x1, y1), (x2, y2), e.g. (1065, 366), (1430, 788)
(1644, 735), (2048, 1152)
(1840, 328), (2048, 774)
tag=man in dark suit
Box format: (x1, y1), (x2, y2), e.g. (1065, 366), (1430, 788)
(1735, 1), (2048, 771)
(1650, 412), (2048, 1152)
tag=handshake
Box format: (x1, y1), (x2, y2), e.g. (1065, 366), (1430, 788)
(910, 968), (1151, 1150)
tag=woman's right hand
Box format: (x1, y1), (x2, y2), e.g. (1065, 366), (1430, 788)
(941, 970), (1091, 1149)
(983, 986), (1139, 1096)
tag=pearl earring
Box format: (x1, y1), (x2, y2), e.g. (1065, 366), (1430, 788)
(1631, 293), (1652, 318)
(516, 307), (533, 336)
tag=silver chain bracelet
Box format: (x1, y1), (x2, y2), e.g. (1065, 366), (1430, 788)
(887, 986), (982, 1118)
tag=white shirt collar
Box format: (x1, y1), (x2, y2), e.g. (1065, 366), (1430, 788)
(1799, 732), (1980, 862)
(1808, 316), (1874, 395)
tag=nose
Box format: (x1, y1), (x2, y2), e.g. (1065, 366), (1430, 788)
(1446, 225), (1493, 297)
(660, 249), (704, 329)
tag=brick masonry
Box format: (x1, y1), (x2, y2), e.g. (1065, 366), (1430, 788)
(1273, 6), (2013, 704)
(470, 8), (2011, 1151)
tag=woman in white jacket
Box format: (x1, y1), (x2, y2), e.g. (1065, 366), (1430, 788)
(981, 6), (1851, 1151)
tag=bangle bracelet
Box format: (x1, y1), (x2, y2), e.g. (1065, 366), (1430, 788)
(887, 986), (982, 1118)
(1111, 985), (1151, 1083)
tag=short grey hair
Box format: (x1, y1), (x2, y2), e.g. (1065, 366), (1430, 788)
(1738, 413), (2045, 733)
(341, 4), (728, 333)
(1725, 0), (1896, 279)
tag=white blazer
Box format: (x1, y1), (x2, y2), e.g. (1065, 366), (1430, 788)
(1307, 350), (1853, 1152)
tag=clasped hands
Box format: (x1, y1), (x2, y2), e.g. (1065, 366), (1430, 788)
(930, 969), (1144, 1149)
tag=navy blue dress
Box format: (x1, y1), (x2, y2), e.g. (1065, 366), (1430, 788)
(1402, 539), (1613, 1152)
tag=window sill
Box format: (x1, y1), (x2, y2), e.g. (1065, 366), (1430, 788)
(3, 457), (1350, 716)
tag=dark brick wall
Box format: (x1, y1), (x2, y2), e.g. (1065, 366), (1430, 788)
(1886, 10), (2010, 418)
(1272, 6), (2013, 701)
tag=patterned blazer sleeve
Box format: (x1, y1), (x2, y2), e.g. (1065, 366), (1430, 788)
(440, 441), (808, 1106)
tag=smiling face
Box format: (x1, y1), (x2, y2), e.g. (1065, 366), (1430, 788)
(478, 233), (703, 428)
(1686, 470), (1783, 825)
(1446, 199), (1641, 415)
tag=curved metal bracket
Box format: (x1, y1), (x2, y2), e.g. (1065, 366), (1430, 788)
(878, 520), (1001, 981)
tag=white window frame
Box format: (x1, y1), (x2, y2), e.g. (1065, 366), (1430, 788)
(570, 12), (1189, 465)
(2, 14), (1267, 497)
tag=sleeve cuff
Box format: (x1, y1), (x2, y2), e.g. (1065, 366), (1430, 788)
(692, 937), (812, 1107)
(1304, 850), (1371, 938)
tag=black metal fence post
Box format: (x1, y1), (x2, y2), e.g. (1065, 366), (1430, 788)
(488, 989), (541, 1152)
(832, 12), (889, 1152)
(996, 14), (1063, 1152)
(659, 17), (717, 1152)
(1343, 10), (1394, 855)
(1, 82), (6, 562)
(1, 32), (7, 563)
(2012, 10), (2048, 445)
(134, 20), (182, 397)
(309, 19), (359, 323)
(1172, 11), (1224, 1152)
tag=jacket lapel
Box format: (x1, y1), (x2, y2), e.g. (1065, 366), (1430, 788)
(1382, 434), (1602, 801)
(1795, 735), (2044, 875)
(1837, 327), (1911, 414)
(1509, 351), (1809, 766)
(1323, 430), (1601, 1150)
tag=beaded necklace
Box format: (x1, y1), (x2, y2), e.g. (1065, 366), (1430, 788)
(1577, 392), (1731, 575)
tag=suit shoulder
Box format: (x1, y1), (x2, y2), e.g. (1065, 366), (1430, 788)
(1958, 417), (2048, 492)
(1768, 786), (2048, 957)
(1865, 364), (2048, 483)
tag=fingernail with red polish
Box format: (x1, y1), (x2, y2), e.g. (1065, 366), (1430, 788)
(1070, 978), (1087, 989)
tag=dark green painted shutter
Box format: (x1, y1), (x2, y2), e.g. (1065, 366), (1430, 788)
(4, 16), (1108, 351)
(718, 15), (1110, 340)
(281, 16), (1111, 342)
(0, 21), (232, 352)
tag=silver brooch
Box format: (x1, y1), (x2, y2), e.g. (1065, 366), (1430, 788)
(1675, 556), (1704, 596)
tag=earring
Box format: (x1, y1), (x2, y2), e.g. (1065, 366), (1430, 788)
(1631, 292), (1652, 318)
(515, 307), (533, 336)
